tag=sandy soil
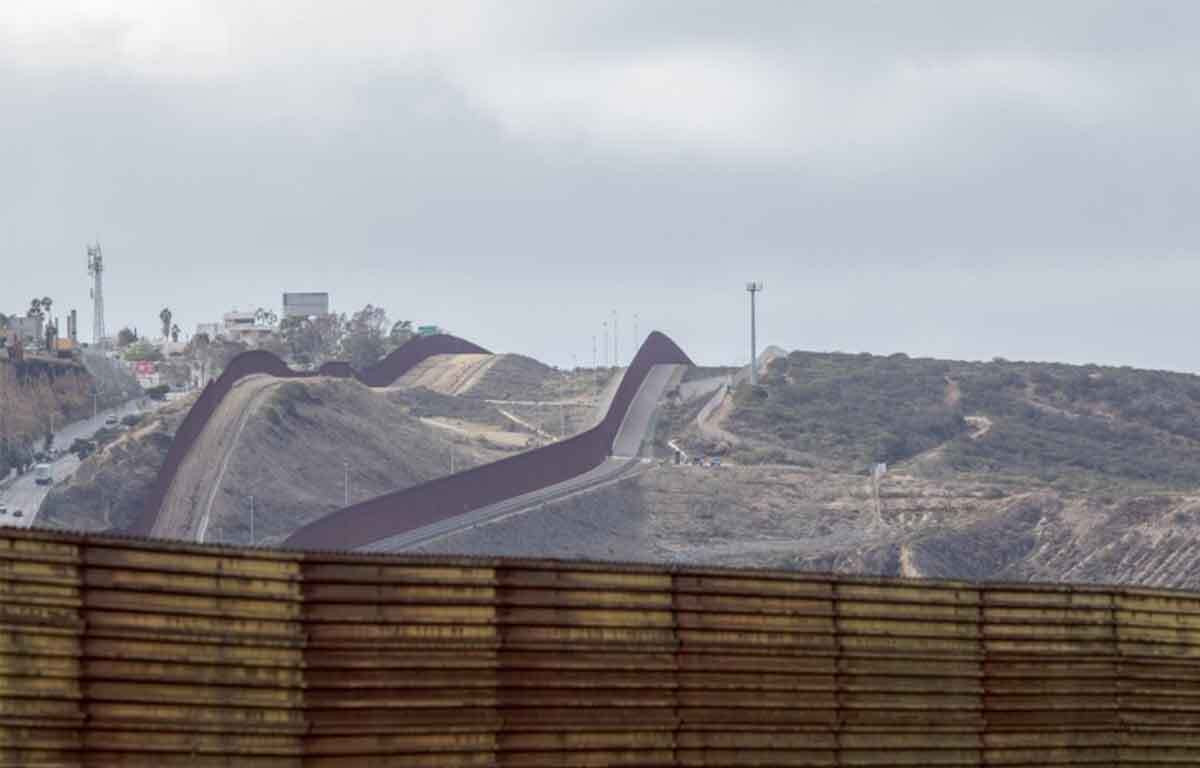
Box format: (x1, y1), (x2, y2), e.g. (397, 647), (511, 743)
(152, 375), (280, 541)
(392, 354), (497, 395)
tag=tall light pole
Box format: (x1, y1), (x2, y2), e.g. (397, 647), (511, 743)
(612, 310), (619, 368)
(602, 322), (609, 368)
(746, 282), (763, 386)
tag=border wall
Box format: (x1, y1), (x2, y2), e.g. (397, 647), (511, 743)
(2, 526), (1198, 766)
(283, 331), (692, 550)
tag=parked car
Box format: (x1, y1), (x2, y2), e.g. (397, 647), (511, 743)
(13, 509), (23, 518)
(105, 415), (119, 426)
(0, 505), (7, 516)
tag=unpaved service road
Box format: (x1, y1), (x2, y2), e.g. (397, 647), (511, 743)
(392, 354), (497, 395)
(152, 375), (280, 542)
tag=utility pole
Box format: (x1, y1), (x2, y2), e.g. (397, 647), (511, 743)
(613, 311), (619, 368)
(746, 282), (763, 386)
(248, 495), (255, 545)
(343, 459), (349, 506)
(450, 444), (455, 474)
(592, 335), (598, 391)
(602, 322), (608, 368)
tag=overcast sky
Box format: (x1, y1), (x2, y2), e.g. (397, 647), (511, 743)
(2, 2), (1198, 370)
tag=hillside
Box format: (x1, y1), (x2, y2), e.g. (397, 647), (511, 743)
(414, 459), (1200, 590)
(197, 379), (526, 546)
(39, 395), (196, 531)
(0, 351), (140, 478)
(666, 350), (1200, 491)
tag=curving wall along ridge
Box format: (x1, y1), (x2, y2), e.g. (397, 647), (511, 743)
(129, 334), (490, 537)
(282, 330), (693, 551)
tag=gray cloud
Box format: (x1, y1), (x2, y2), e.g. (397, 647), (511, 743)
(1, 2), (1198, 370)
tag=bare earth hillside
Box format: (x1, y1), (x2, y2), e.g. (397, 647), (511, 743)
(415, 463), (1200, 590)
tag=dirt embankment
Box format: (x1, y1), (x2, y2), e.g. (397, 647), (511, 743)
(462, 354), (617, 403)
(392, 354), (497, 395)
(416, 460), (1200, 590)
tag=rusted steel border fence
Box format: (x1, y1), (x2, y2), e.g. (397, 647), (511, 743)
(3, 526), (1200, 765)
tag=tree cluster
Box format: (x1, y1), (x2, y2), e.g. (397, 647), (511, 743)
(278, 305), (414, 369)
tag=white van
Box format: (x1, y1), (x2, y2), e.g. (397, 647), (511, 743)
(34, 463), (52, 486)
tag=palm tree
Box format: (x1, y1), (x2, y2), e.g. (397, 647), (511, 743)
(159, 308), (172, 339)
(41, 297), (52, 320)
(254, 307), (278, 327)
(27, 298), (42, 319)
(170, 324), (181, 343)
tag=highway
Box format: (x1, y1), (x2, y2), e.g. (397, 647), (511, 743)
(364, 363), (685, 552)
(0, 397), (162, 529)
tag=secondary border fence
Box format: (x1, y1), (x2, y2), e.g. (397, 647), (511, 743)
(2, 527), (1199, 766)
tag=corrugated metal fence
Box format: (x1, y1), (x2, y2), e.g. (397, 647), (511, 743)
(2, 527), (1198, 765)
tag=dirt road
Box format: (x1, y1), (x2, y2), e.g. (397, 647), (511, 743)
(392, 354), (497, 395)
(152, 375), (280, 541)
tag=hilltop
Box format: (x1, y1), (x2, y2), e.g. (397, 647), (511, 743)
(668, 350), (1200, 491)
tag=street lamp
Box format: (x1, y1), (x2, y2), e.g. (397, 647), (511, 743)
(746, 282), (763, 386)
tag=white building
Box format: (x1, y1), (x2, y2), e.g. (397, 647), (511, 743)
(220, 310), (274, 347)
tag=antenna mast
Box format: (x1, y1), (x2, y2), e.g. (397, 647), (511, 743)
(87, 243), (106, 347)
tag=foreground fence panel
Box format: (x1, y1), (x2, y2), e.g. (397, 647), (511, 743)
(3, 528), (1200, 765)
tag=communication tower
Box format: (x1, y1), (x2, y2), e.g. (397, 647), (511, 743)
(87, 243), (106, 347)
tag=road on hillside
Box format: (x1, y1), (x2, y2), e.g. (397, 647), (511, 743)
(0, 398), (166, 530)
(363, 363), (685, 552)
